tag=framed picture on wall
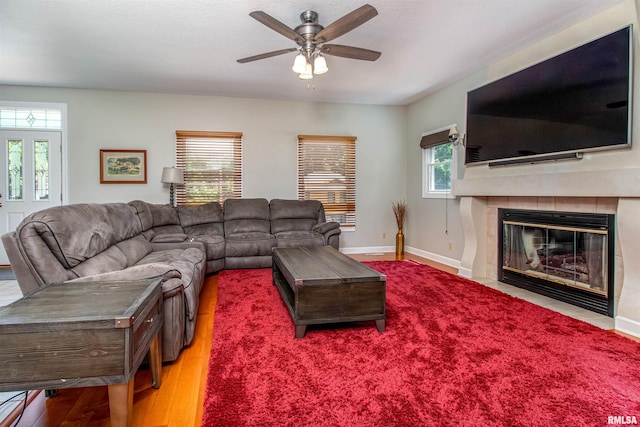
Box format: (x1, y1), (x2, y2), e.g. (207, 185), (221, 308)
(100, 149), (148, 184)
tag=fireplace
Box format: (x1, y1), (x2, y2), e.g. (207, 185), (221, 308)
(498, 209), (615, 317)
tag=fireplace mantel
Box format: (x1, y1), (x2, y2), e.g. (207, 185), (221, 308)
(451, 167), (640, 339)
(452, 168), (640, 198)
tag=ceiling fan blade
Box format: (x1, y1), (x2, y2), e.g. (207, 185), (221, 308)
(321, 44), (381, 61)
(314, 4), (378, 43)
(237, 48), (298, 63)
(249, 11), (305, 44)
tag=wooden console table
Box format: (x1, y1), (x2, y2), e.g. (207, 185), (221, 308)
(0, 279), (163, 427)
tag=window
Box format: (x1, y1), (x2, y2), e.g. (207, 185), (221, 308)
(421, 126), (458, 198)
(175, 130), (242, 205)
(297, 135), (356, 227)
(0, 106), (62, 129)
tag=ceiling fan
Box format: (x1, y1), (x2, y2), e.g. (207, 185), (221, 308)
(237, 4), (381, 79)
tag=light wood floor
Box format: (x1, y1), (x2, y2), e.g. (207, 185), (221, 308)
(2, 253), (636, 426)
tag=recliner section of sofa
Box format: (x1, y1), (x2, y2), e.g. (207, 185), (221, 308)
(1, 202), (205, 362)
(270, 198), (341, 250)
(223, 198), (275, 269)
(178, 202), (226, 273)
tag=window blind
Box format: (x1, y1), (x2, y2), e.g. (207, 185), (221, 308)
(175, 130), (242, 205)
(419, 129), (450, 149)
(297, 135), (356, 226)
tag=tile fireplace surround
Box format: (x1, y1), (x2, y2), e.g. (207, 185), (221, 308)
(452, 168), (640, 338)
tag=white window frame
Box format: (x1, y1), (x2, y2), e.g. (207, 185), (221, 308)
(421, 124), (459, 199)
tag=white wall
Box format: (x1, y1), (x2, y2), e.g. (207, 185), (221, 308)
(0, 85), (407, 250)
(406, 71), (487, 263)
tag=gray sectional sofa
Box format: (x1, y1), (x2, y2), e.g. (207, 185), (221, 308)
(1, 198), (340, 362)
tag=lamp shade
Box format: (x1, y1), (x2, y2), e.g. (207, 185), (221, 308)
(313, 55), (328, 74)
(299, 62), (313, 80)
(292, 53), (308, 74)
(161, 167), (184, 184)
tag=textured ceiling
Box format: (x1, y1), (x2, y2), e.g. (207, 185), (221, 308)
(0, 0), (628, 105)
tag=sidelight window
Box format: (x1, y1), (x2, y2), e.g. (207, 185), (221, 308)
(7, 139), (23, 201)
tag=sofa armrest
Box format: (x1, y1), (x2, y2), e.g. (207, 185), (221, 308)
(312, 221), (341, 249)
(150, 239), (206, 253)
(65, 262), (181, 283)
(312, 221), (341, 235)
(151, 233), (188, 243)
(142, 229), (156, 241)
(65, 263), (185, 296)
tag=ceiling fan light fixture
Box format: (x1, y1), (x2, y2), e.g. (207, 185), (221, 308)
(313, 54), (328, 74)
(299, 62), (314, 80)
(238, 5), (381, 80)
(292, 53), (308, 73)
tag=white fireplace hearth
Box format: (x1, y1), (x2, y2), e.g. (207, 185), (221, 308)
(452, 168), (640, 338)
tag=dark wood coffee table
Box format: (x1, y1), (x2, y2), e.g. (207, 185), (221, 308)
(272, 246), (386, 338)
(0, 279), (163, 427)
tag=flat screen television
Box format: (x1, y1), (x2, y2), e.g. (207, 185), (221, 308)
(465, 25), (632, 166)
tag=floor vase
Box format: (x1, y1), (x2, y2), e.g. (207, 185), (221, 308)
(396, 230), (404, 256)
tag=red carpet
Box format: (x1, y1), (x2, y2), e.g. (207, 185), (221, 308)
(202, 260), (640, 426)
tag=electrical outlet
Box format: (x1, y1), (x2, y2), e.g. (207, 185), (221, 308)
(382, 232), (386, 239)
(448, 242), (453, 250)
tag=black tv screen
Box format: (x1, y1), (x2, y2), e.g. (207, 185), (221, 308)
(465, 25), (632, 165)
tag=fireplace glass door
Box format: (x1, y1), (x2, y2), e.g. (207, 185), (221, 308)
(499, 209), (614, 316)
(503, 221), (607, 295)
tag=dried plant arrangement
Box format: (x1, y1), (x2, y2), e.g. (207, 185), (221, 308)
(392, 201), (407, 230)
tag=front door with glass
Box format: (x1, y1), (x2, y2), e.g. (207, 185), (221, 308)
(0, 130), (62, 264)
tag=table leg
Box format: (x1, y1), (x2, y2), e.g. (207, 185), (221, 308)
(108, 379), (134, 427)
(295, 325), (307, 338)
(149, 335), (162, 389)
(375, 319), (385, 332)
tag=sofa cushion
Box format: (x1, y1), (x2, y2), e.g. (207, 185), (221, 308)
(149, 203), (181, 227)
(16, 203), (141, 269)
(270, 199), (323, 233)
(136, 247), (205, 320)
(69, 245), (128, 278)
(183, 223), (224, 237)
(128, 200), (154, 231)
(193, 235), (226, 260)
(224, 198), (270, 235)
(273, 230), (325, 248)
(225, 232), (276, 257)
(178, 202), (224, 227)
(115, 235), (153, 266)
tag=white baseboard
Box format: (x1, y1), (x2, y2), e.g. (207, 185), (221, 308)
(457, 267), (473, 278)
(339, 246), (395, 255)
(615, 316), (640, 338)
(405, 246), (461, 270)
(340, 245), (461, 271)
